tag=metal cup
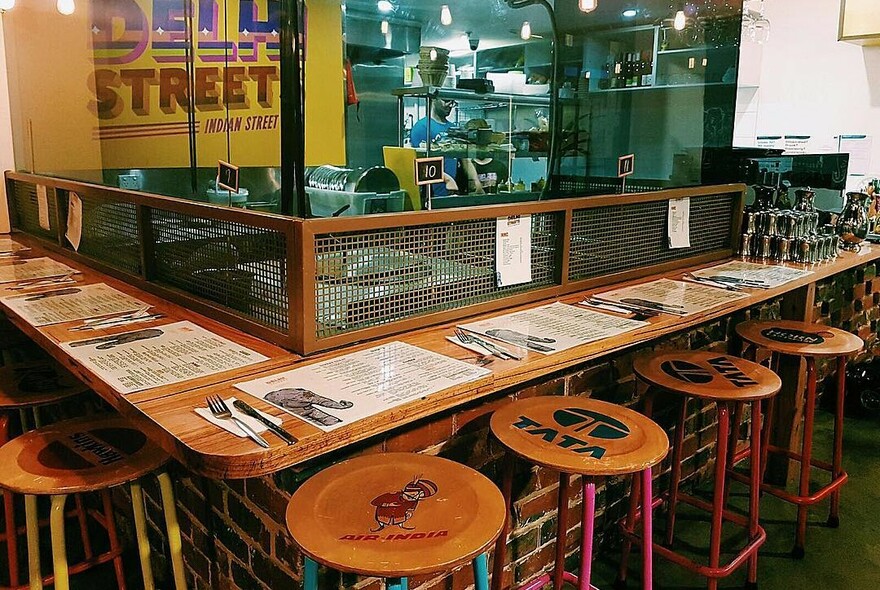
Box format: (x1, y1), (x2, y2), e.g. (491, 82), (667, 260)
(774, 237), (791, 262)
(759, 235), (773, 259)
(739, 233), (754, 258)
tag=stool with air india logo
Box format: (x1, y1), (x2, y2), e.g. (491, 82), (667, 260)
(284, 452), (506, 590)
(489, 397), (669, 590)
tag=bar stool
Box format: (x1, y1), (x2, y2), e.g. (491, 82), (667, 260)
(0, 415), (187, 590)
(0, 359), (91, 590)
(623, 352), (781, 590)
(490, 397), (669, 590)
(735, 320), (863, 557)
(285, 452), (506, 590)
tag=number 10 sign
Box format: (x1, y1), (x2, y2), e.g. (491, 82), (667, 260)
(415, 156), (445, 186)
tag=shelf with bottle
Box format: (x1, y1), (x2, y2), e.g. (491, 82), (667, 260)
(393, 86), (551, 107)
(596, 49), (655, 91)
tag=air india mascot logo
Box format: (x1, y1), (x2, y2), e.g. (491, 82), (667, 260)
(370, 477), (439, 532)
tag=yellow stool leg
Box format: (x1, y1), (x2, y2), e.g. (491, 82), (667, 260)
(25, 495), (42, 590)
(157, 472), (187, 590)
(131, 481), (156, 590)
(32, 407), (43, 429)
(18, 408), (30, 432)
(49, 495), (69, 590)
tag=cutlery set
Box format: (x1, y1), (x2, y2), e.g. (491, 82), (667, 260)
(205, 395), (298, 448)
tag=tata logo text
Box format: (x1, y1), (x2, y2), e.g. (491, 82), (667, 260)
(512, 408), (631, 459)
(661, 357), (758, 388)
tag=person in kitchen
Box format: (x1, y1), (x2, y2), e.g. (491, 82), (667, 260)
(468, 156), (510, 194)
(410, 97), (478, 196)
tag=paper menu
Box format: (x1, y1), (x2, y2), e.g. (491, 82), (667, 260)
(0, 238), (29, 254)
(37, 185), (51, 231)
(595, 278), (748, 316)
(667, 198), (691, 249)
(457, 302), (648, 355)
(0, 258), (77, 284)
(496, 215), (532, 287)
(691, 261), (813, 289)
(62, 321), (269, 395)
(235, 341), (491, 432)
(1, 283), (148, 327)
(66, 192), (83, 251)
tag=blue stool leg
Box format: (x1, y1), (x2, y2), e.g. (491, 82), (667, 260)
(387, 579), (407, 590)
(303, 557), (318, 590)
(473, 553), (489, 590)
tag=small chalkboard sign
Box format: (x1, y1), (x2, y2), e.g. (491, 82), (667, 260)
(414, 156), (445, 186)
(618, 154), (635, 178)
(217, 160), (240, 192)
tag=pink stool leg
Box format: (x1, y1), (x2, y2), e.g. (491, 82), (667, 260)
(553, 473), (571, 590)
(641, 468), (654, 590)
(578, 478), (596, 590)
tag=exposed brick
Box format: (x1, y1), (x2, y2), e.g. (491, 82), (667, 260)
(245, 477), (289, 520)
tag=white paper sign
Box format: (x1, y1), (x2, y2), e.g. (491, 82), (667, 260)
(2, 283), (148, 327)
(62, 321), (269, 394)
(66, 192), (83, 251)
(496, 215), (532, 287)
(235, 341), (491, 432)
(838, 135), (873, 177)
(0, 258), (77, 284)
(36, 185), (51, 231)
(595, 278), (748, 316)
(668, 198), (691, 249)
(691, 261), (813, 289)
(458, 302), (648, 355)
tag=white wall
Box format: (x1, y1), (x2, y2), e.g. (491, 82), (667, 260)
(0, 16), (13, 233)
(736, 0), (880, 176)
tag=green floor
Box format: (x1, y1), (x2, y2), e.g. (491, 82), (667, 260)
(59, 409), (880, 589)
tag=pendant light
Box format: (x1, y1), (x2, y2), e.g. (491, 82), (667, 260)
(0, 0), (15, 11)
(520, 21), (531, 40)
(578, 0), (597, 13)
(377, 0), (393, 13)
(673, 9), (686, 30)
(57, 0), (76, 15)
(440, 4), (453, 26)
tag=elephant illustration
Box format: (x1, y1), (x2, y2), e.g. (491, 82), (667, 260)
(264, 388), (353, 427)
(69, 328), (164, 350)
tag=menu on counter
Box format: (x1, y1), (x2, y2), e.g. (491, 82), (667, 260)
(235, 341), (491, 432)
(595, 278), (748, 316)
(457, 302), (648, 355)
(0, 238), (29, 254)
(0, 258), (77, 284)
(62, 321), (269, 394)
(691, 261), (813, 288)
(1, 283), (148, 327)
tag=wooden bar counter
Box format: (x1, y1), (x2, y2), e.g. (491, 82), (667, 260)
(2, 232), (877, 480)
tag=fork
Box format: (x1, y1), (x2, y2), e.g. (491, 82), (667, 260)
(452, 328), (493, 365)
(455, 328), (518, 360)
(206, 395), (271, 448)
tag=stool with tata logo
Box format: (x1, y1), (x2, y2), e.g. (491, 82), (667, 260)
(489, 397), (669, 590)
(624, 352), (781, 590)
(0, 415), (187, 590)
(735, 320), (863, 558)
(285, 452), (506, 590)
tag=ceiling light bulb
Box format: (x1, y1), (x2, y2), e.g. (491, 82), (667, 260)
(440, 4), (452, 26)
(579, 0), (598, 13)
(380, 20), (389, 34)
(673, 10), (686, 30)
(0, 0), (15, 11)
(520, 21), (531, 40)
(430, 48), (438, 61)
(622, 8), (637, 18)
(377, 0), (393, 13)
(56, 0), (75, 15)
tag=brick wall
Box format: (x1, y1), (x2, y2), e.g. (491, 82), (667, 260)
(127, 262), (877, 590)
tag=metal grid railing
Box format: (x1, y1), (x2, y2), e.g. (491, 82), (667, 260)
(313, 213), (559, 338)
(151, 210), (289, 332)
(568, 192), (736, 281)
(10, 181), (58, 241)
(75, 196), (142, 275)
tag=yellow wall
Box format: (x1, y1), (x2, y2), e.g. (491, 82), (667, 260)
(304, 0), (346, 166)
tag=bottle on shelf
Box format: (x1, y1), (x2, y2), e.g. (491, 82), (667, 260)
(613, 53), (624, 88)
(640, 50), (654, 86)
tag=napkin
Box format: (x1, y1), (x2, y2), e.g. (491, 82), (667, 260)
(194, 397), (282, 437)
(445, 335), (494, 356)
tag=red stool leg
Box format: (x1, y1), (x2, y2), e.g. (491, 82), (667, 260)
(708, 402), (731, 590)
(794, 357), (818, 558)
(746, 400), (762, 589)
(664, 397), (688, 547)
(553, 473), (571, 590)
(1, 413), (19, 588)
(101, 490), (127, 590)
(492, 452), (515, 590)
(722, 401), (743, 512)
(73, 494), (94, 562)
(641, 468), (654, 590)
(760, 395), (776, 486)
(829, 355), (847, 528)
(578, 478), (596, 590)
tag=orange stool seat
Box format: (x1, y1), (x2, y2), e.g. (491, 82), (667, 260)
(490, 397), (668, 590)
(736, 320), (863, 557)
(626, 352), (781, 590)
(286, 452), (505, 586)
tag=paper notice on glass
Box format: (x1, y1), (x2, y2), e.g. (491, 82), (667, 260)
(784, 135), (811, 155)
(1, 283), (148, 327)
(66, 192), (83, 251)
(235, 341), (491, 432)
(457, 302), (648, 355)
(36, 185), (51, 231)
(838, 135), (873, 176)
(595, 278), (748, 316)
(0, 258), (77, 284)
(668, 198), (691, 249)
(496, 215), (532, 287)
(62, 321), (269, 395)
(691, 261), (813, 289)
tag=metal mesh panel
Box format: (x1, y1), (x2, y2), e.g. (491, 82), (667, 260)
(568, 192), (735, 282)
(314, 213), (558, 338)
(76, 196), (142, 275)
(555, 175), (666, 195)
(10, 180), (57, 240)
(150, 210), (289, 331)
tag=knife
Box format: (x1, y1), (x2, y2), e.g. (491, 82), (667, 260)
(233, 399), (298, 445)
(619, 297), (688, 315)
